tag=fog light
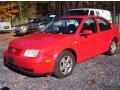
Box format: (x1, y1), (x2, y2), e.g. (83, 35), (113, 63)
(45, 59), (51, 63)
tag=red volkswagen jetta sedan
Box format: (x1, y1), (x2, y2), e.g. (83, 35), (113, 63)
(3, 16), (119, 78)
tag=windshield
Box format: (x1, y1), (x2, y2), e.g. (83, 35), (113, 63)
(43, 18), (82, 34)
(40, 15), (56, 22)
(66, 10), (89, 15)
(30, 15), (56, 23)
(29, 18), (40, 23)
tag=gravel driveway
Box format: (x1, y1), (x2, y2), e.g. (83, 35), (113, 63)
(0, 33), (120, 90)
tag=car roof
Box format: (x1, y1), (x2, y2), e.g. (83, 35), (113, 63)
(61, 15), (103, 19)
(47, 13), (63, 16)
(60, 15), (112, 24)
(67, 8), (109, 12)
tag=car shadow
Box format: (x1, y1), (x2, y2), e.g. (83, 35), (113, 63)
(4, 63), (50, 78)
(0, 87), (10, 90)
(13, 34), (24, 37)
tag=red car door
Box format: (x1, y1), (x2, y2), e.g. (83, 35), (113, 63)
(96, 17), (113, 52)
(76, 18), (101, 62)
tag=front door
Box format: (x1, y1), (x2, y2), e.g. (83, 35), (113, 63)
(77, 18), (100, 62)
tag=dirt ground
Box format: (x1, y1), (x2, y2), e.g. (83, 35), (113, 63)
(0, 31), (18, 42)
(0, 31), (120, 90)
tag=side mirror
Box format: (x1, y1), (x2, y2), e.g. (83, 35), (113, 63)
(82, 29), (93, 35)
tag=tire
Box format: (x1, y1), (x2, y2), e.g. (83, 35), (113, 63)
(106, 40), (117, 56)
(53, 50), (75, 78)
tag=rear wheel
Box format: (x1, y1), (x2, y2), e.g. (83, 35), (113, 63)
(106, 40), (117, 56)
(53, 51), (75, 78)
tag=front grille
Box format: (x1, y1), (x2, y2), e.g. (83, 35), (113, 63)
(21, 67), (34, 73)
(5, 58), (34, 73)
(8, 46), (22, 56)
(5, 56), (14, 65)
(28, 25), (34, 29)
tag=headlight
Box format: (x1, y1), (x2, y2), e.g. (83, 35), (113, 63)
(12, 27), (16, 30)
(21, 26), (27, 31)
(39, 24), (44, 28)
(24, 49), (39, 57)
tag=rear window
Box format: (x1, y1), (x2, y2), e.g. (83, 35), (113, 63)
(66, 10), (89, 15)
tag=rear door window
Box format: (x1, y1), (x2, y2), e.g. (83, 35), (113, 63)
(97, 18), (111, 31)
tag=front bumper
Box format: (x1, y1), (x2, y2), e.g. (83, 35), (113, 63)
(14, 27), (27, 35)
(3, 51), (54, 75)
(15, 30), (27, 35)
(27, 26), (39, 33)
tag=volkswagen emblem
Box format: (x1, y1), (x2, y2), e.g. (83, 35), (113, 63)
(11, 48), (16, 53)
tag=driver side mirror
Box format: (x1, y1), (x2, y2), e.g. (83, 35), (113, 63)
(82, 29), (93, 35)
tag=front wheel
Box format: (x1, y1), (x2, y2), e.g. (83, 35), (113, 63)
(53, 51), (75, 78)
(106, 40), (117, 56)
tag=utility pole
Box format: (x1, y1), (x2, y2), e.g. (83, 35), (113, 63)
(10, 2), (12, 27)
(113, 1), (116, 23)
(19, 1), (23, 24)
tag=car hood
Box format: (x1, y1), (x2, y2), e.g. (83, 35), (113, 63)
(15, 23), (29, 27)
(27, 21), (51, 27)
(39, 21), (50, 25)
(10, 33), (70, 49)
(28, 22), (38, 26)
(15, 22), (38, 27)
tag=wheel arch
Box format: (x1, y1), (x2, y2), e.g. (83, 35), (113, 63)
(63, 48), (77, 64)
(53, 47), (77, 64)
(53, 48), (77, 78)
(113, 37), (118, 44)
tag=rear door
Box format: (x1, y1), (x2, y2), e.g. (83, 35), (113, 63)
(96, 17), (113, 52)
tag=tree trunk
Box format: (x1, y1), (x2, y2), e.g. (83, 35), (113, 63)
(19, 1), (24, 24)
